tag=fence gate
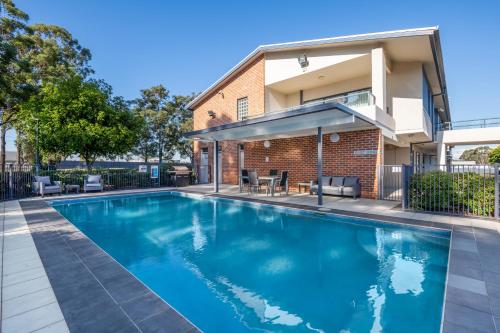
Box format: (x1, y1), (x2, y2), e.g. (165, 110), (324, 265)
(378, 165), (403, 201)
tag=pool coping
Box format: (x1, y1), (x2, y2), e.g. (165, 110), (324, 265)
(18, 199), (201, 333)
(10, 189), (500, 332)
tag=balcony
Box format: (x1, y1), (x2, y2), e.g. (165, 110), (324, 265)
(304, 90), (375, 109)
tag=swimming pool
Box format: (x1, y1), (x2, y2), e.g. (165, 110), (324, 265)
(52, 192), (450, 333)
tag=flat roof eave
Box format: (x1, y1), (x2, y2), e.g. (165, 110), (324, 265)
(185, 102), (379, 142)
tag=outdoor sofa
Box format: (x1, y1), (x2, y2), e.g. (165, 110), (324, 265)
(310, 176), (361, 199)
(33, 176), (62, 197)
(84, 175), (104, 192)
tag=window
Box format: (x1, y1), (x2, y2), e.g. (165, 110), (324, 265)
(237, 97), (248, 120)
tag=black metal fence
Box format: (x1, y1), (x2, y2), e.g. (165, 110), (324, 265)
(0, 164), (193, 201)
(406, 164), (499, 218)
(379, 164), (500, 219)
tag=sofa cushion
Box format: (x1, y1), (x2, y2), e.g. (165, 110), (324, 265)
(331, 176), (344, 187)
(323, 186), (342, 195)
(343, 176), (359, 187)
(321, 176), (331, 186)
(87, 175), (101, 184)
(35, 176), (52, 185)
(85, 183), (102, 187)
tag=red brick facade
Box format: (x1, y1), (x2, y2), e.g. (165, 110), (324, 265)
(190, 53), (384, 199)
(244, 129), (383, 199)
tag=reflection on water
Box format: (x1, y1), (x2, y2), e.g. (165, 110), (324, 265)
(54, 194), (449, 333)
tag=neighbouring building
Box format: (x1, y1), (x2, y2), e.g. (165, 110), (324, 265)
(186, 27), (450, 199)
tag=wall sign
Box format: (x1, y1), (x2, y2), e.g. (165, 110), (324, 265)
(353, 149), (378, 156)
(138, 165), (147, 173)
(150, 165), (159, 178)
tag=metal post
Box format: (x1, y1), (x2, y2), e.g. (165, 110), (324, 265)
(214, 141), (219, 193)
(35, 118), (40, 176)
(317, 127), (323, 206)
(495, 164), (499, 219)
(8, 164), (13, 200)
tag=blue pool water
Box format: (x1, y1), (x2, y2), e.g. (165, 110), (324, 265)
(52, 192), (449, 333)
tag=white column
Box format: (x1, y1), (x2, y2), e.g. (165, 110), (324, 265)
(371, 47), (387, 112)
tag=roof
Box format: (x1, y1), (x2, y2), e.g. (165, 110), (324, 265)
(185, 102), (388, 142)
(187, 26), (450, 121)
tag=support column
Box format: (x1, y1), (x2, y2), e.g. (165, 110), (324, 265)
(317, 127), (323, 206)
(214, 140), (219, 193)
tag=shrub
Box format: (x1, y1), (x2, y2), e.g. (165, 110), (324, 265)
(489, 146), (500, 164)
(409, 170), (496, 216)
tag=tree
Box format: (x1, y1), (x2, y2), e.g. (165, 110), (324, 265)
(459, 146), (491, 165)
(19, 76), (142, 171)
(0, 0), (92, 171)
(169, 95), (194, 163)
(489, 146), (500, 164)
(131, 110), (157, 163)
(133, 85), (173, 165)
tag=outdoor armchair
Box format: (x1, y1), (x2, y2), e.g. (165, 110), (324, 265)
(33, 176), (62, 197)
(84, 174), (104, 193)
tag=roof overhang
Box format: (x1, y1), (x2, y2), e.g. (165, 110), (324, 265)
(185, 102), (380, 142)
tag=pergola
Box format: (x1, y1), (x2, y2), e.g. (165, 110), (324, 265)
(186, 102), (380, 205)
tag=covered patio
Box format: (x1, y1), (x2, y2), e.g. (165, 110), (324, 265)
(187, 101), (387, 205)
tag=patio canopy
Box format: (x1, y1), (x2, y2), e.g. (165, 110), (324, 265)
(185, 102), (382, 205)
(186, 102), (377, 142)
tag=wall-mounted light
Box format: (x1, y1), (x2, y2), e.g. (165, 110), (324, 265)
(207, 110), (216, 119)
(298, 54), (309, 68)
(263, 140), (271, 148)
(218, 90), (224, 98)
(330, 133), (340, 143)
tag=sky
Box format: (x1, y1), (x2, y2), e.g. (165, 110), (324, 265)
(7, 0), (500, 151)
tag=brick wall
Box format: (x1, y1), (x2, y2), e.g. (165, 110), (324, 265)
(244, 129), (383, 199)
(192, 55), (264, 184)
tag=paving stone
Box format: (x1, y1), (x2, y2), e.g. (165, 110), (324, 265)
(1, 302), (64, 333)
(452, 237), (478, 253)
(445, 286), (491, 314)
(137, 308), (198, 333)
(2, 288), (57, 319)
(121, 292), (173, 322)
(448, 274), (487, 295)
(443, 302), (495, 333)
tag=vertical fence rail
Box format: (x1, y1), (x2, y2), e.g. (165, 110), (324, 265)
(0, 164), (193, 201)
(400, 164), (499, 219)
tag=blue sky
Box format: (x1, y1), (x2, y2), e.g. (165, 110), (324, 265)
(7, 0), (500, 150)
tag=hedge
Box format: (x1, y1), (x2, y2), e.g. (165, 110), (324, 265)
(409, 170), (496, 217)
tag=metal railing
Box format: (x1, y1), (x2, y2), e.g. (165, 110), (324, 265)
(403, 164), (499, 218)
(378, 165), (403, 201)
(0, 164), (194, 201)
(438, 117), (500, 131)
(247, 90), (374, 120)
(379, 163), (500, 219)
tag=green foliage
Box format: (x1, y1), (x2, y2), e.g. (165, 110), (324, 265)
(19, 76), (143, 170)
(132, 86), (194, 163)
(409, 171), (496, 216)
(459, 146), (492, 165)
(489, 146), (500, 164)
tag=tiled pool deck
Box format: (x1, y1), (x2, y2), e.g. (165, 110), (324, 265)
(1, 186), (500, 332)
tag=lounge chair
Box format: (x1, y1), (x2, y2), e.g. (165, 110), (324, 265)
(33, 176), (62, 197)
(84, 175), (104, 193)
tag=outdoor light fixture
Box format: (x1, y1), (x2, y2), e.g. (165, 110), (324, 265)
(297, 54), (309, 68)
(330, 133), (340, 143)
(263, 140), (271, 148)
(207, 110), (216, 119)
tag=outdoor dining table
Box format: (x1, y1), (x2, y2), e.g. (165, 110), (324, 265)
(258, 175), (280, 196)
